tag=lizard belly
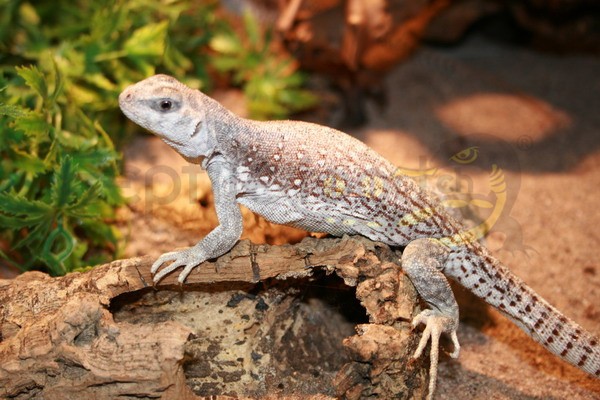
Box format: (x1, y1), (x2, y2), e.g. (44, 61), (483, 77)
(237, 196), (306, 226)
(237, 193), (400, 242)
(236, 196), (352, 235)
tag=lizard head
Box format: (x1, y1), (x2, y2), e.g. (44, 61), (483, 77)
(119, 74), (212, 163)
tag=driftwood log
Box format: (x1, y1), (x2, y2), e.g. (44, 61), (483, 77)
(0, 236), (428, 399)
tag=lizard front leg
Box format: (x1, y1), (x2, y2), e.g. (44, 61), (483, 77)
(152, 156), (243, 283)
(402, 238), (460, 400)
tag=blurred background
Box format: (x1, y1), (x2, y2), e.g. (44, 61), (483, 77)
(1, 0), (599, 278)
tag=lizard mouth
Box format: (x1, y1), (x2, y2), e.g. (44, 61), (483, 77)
(161, 136), (185, 148)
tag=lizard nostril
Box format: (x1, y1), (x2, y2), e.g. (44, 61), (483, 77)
(119, 92), (133, 105)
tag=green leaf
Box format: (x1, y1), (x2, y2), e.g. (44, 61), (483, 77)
(0, 191), (51, 219)
(49, 58), (64, 106)
(0, 213), (39, 230)
(124, 21), (169, 58)
(12, 150), (48, 175)
(43, 138), (59, 167)
(13, 112), (51, 140)
(0, 103), (29, 118)
(19, 2), (40, 26)
(67, 83), (100, 106)
(16, 65), (48, 100)
(84, 73), (117, 91)
(211, 55), (242, 72)
(93, 173), (123, 206)
(163, 43), (193, 74)
(248, 99), (287, 120)
(14, 217), (53, 250)
(68, 242), (89, 270)
(242, 11), (260, 47)
(0, 248), (11, 264)
(93, 119), (116, 153)
(51, 155), (78, 209)
(70, 148), (118, 168)
(278, 89), (317, 109)
(56, 129), (98, 150)
(210, 34), (242, 55)
(65, 181), (103, 218)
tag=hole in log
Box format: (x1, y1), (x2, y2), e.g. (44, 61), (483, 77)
(110, 270), (368, 398)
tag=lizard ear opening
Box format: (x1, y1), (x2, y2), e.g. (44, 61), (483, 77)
(191, 120), (202, 138)
(188, 108), (216, 160)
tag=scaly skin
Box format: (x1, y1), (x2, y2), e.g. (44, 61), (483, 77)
(119, 74), (600, 399)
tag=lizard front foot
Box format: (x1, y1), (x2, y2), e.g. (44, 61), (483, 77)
(151, 248), (205, 284)
(412, 309), (460, 400)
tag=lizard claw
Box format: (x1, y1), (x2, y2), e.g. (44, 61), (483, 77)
(151, 248), (205, 284)
(412, 309), (460, 400)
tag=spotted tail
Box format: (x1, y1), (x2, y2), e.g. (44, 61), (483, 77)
(447, 242), (600, 377)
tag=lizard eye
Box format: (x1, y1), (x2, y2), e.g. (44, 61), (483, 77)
(151, 98), (180, 113)
(159, 100), (172, 111)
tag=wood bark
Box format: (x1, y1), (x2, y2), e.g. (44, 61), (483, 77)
(0, 236), (427, 399)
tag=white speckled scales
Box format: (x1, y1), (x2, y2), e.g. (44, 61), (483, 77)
(119, 75), (600, 399)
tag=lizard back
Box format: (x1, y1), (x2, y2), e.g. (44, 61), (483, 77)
(222, 118), (462, 245)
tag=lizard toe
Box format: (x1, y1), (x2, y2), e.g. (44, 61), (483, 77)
(177, 263), (199, 284)
(151, 251), (180, 274)
(153, 258), (187, 283)
(152, 248), (208, 283)
(411, 309), (460, 400)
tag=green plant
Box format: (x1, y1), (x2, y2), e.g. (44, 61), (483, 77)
(0, 0), (221, 146)
(209, 11), (317, 120)
(0, 1), (316, 276)
(0, 66), (123, 275)
(1, 1), (314, 128)
(0, 0), (219, 275)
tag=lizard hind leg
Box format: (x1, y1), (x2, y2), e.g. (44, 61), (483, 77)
(401, 238), (461, 400)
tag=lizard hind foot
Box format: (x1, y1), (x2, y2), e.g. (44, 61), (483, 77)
(411, 309), (460, 400)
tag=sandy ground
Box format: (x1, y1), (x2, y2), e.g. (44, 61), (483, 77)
(117, 35), (600, 398)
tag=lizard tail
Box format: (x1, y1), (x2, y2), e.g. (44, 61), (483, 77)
(447, 243), (600, 377)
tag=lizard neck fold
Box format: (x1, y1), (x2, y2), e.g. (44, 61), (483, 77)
(190, 93), (243, 165)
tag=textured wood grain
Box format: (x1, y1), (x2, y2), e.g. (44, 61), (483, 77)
(0, 236), (425, 399)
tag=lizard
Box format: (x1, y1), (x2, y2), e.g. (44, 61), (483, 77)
(119, 74), (600, 399)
